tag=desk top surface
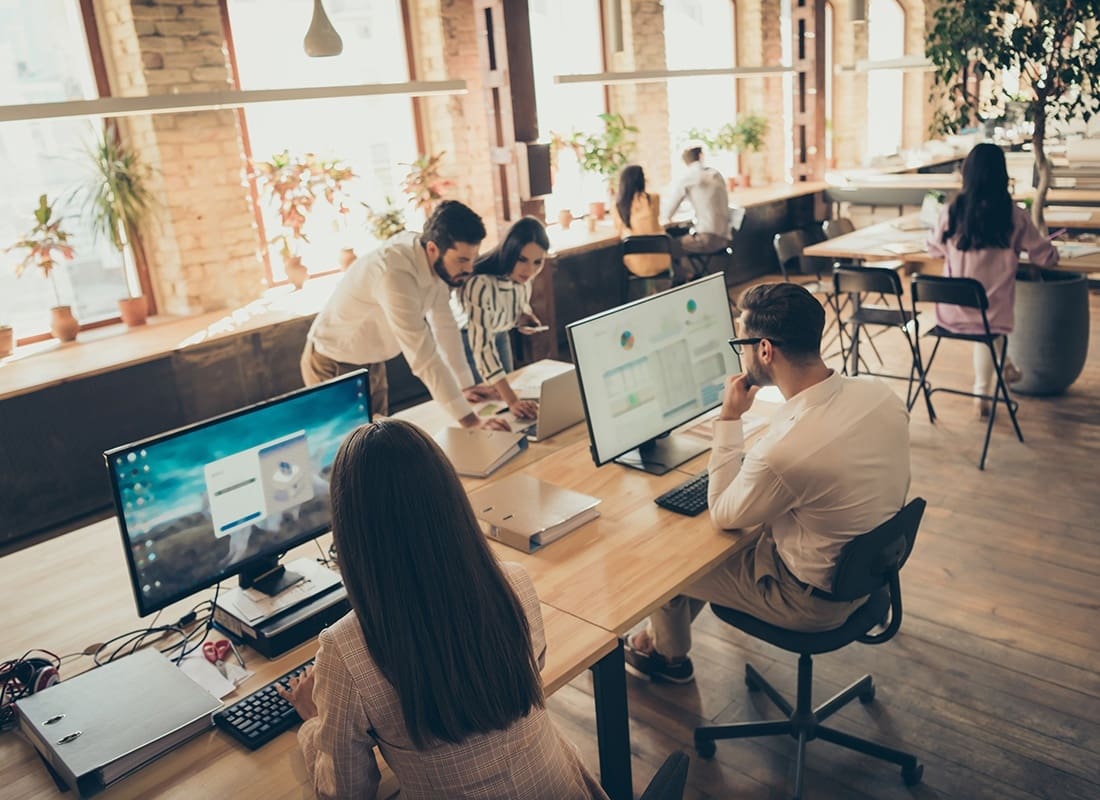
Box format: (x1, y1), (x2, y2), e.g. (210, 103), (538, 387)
(804, 213), (1100, 274)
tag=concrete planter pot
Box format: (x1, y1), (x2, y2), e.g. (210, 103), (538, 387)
(1007, 269), (1089, 396)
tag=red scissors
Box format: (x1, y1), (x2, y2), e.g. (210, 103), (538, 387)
(203, 639), (232, 678)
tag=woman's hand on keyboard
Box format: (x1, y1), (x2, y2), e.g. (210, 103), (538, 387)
(276, 666), (318, 721)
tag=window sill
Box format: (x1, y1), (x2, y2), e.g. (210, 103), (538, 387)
(0, 275), (344, 402)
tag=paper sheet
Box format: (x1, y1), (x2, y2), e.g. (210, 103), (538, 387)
(1045, 211), (1093, 222)
(178, 651), (253, 699)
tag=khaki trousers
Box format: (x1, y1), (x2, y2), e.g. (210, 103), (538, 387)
(646, 526), (867, 660)
(300, 340), (389, 418)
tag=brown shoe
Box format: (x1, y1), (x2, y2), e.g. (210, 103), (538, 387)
(1003, 363), (1023, 384)
(975, 398), (992, 419)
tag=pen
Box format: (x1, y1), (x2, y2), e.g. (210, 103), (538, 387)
(1046, 228), (1067, 241)
(228, 640), (245, 668)
(495, 406), (509, 415)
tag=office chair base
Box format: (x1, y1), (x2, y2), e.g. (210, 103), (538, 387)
(694, 659), (922, 799)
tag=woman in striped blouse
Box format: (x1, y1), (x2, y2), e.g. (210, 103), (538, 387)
(458, 217), (550, 421)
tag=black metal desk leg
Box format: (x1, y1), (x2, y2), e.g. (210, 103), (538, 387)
(590, 641), (633, 800)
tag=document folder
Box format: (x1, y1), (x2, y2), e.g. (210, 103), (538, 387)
(469, 473), (601, 552)
(16, 648), (221, 797)
(434, 426), (528, 478)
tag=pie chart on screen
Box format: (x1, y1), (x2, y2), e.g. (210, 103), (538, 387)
(620, 330), (635, 350)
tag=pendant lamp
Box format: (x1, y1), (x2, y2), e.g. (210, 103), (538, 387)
(304, 0), (343, 57)
(849, 0), (867, 22)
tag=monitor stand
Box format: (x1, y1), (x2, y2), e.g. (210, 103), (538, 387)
(239, 556), (306, 597)
(212, 557), (349, 658)
(613, 434), (710, 476)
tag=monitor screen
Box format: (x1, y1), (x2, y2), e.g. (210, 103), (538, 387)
(567, 273), (741, 471)
(106, 371), (370, 617)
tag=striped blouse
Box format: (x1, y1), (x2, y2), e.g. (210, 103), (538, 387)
(458, 275), (533, 383)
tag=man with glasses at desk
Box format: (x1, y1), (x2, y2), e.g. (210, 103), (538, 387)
(624, 283), (911, 683)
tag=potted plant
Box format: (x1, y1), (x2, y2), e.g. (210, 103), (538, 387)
(363, 197), (407, 241)
(400, 152), (454, 218)
(686, 124), (743, 189)
(254, 150), (356, 289)
(926, 0), (1100, 395)
(6, 195), (79, 342)
(79, 123), (156, 326)
(566, 112), (639, 220)
(730, 114), (769, 188)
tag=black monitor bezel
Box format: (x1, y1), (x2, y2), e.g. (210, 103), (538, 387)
(104, 370), (370, 617)
(565, 273), (735, 468)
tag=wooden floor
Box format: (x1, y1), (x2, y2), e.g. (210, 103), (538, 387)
(549, 286), (1100, 799)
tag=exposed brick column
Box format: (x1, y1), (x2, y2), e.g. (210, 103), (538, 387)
(92, 0), (261, 315)
(829, 0), (869, 170)
(607, 0), (671, 189)
(406, 0), (498, 240)
(736, 0), (787, 184)
(899, 0), (930, 149)
(791, 0), (827, 181)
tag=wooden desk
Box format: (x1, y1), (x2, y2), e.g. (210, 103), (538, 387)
(0, 518), (620, 800)
(803, 213), (1100, 274)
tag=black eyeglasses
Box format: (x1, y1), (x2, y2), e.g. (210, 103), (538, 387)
(728, 337), (786, 355)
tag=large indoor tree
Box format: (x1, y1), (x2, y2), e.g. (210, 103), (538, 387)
(926, 0), (1100, 228)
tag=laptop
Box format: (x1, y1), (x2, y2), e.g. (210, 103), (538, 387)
(501, 368), (585, 442)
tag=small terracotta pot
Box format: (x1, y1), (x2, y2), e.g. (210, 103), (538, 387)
(558, 209), (574, 230)
(118, 296), (148, 327)
(741, 174), (753, 188)
(0, 325), (13, 358)
(727, 176), (740, 191)
(588, 201), (607, 221)
(339, 247), (357, 270)
(285, 256), (309, 290)
(50, 306), (79, 342)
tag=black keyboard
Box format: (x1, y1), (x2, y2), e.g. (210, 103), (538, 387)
(213, 658), (314, 750)
(655, 471), (709, 516)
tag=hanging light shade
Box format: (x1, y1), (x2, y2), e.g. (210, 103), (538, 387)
(304, 0), (343, 57)
(849, 0), (867, 22)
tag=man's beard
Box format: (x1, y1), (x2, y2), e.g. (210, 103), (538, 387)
(432, 256), (467, 287)
(745, 362), (773, 388)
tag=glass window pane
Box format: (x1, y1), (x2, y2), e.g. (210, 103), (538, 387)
(663, 0), (737, 180)
(226, 0), (419, 279)
(866, 0), (905, 159)
(0, 0), (126, 339)
(530, 0), (605, 214)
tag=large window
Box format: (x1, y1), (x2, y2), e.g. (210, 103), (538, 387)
(226, 0), (419, 284)
(662, 0), (737, 180)
(529, 0), (605, 215)
(865, 0), (905, 160)
(0, 0), (127, 343)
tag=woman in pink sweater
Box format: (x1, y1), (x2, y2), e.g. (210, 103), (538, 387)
(926, 143), (1059, 417)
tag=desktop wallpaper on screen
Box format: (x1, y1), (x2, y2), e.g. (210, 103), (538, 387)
(109, 374), (368, 612)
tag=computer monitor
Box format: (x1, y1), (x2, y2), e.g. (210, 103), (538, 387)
(106, 371), (370, 617)
(567, 273), (741, 475)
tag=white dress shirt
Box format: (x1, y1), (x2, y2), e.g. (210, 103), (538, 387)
(707, 372), (911, 591)
(661, 162), (731, 237)
(308, 231), (475, 421)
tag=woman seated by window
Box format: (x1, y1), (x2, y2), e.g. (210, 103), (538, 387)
(613, 164), (673, 278)
(457, 217), (550, 421)
(279, 419), (607, 800)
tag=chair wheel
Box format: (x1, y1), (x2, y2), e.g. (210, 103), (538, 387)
(858, 682), (876, 704)
(902, 761), (924, 786)
(694, 737), (717, 759)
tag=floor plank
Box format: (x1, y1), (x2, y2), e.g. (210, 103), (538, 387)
(548, 285), (1100, 798)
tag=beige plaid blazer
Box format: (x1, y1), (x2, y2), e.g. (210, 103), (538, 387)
(298, 562), (609, 799)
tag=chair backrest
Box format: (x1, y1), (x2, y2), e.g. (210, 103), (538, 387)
(830, 497), (925, 603)
(833, 263), (903, 298)
(910, 274), (989, 311)
(622, 234), (673, 256)
(638, 751), (690, 800)
(823, 217), (856, 239)
(773, 229), (807, 278)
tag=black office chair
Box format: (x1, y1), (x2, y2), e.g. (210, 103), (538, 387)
(772, 228), (831, 293)
(821, 217), (855, 239)
(638, 751), (690, 800)
(910, 274), (1023, 470)
(831, 265), (931, 417)
(621, 234), (674, 302)
(694, 499), (927, 800)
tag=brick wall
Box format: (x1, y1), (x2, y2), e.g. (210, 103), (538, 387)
(736, 0), (787, 184)
(407, 0), (498, 241)
(899, 0), (931, 149)
(93, 0), (261, 316)
(609, 0), (672, 190)
(831, 0), (870, 169)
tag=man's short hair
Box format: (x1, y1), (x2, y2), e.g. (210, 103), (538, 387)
(738, 282), (824, 361)
(682, 146), (703, 165)
(419, 200), (487, 253)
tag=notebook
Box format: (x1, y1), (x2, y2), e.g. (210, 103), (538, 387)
(16, 648), (221, 797)
(434, 426), (528, 478)
(498, 368), (585, 442)
(469, 473), (601, 552)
